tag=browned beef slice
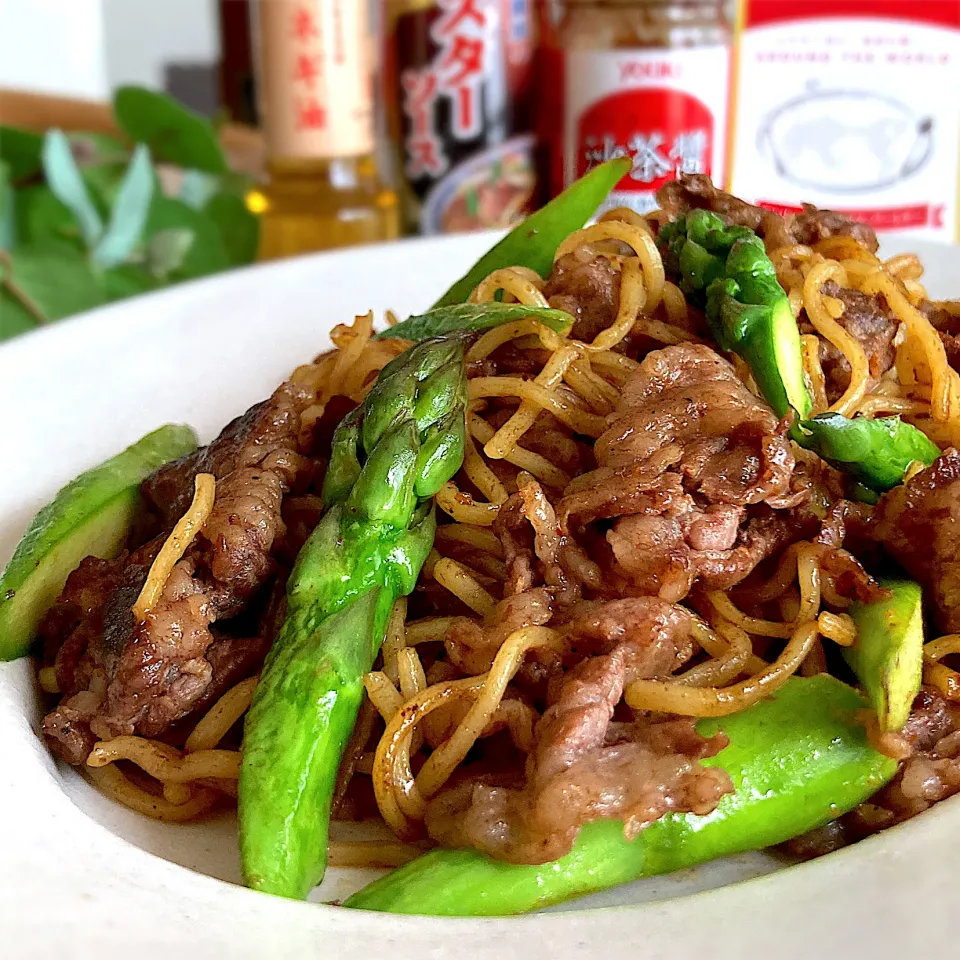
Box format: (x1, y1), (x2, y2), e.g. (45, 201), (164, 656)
(425, 608), (729, 864)
(871, 687), (960, 821)
(657, 174), (772, 233)
(561, 597), (695, 681)
(690, 507), (817, 592)
(789, 204), (880, 253)
(655, 174), (878, 253)
(800, 280), (898, 403)
(141, 382), (311, 532)
(542, 252), (621, 342)
(579, 343), (808, 600)
(902, 689), (957, 753)
(444, 588), (555, 676)
(41, 383), (314, 762)
(871, 449), (960, 634)
(39, 541), (160, 764)
(920, 299), (960, 372)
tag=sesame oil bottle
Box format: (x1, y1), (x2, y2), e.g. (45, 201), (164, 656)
(248, 0), (399, 259)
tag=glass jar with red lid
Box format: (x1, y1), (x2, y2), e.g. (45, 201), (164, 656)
(542, 0), (732, 214)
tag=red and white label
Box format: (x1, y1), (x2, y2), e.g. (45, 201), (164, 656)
(730, 1), (960, 240)
(563, 46), (731, 215)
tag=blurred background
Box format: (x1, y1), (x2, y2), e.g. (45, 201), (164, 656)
(1, 0), (958, 338)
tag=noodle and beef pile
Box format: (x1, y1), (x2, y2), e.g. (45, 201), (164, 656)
(37, 175), (960, 865)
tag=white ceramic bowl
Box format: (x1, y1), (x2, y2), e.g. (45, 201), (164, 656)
(2, 233), (958, 959)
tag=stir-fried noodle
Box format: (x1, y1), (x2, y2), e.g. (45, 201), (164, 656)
(52, 201), (960, 871)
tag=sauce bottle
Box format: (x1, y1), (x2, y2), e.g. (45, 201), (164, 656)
(383, 0), (538, 235)
(550, 0), (732, 214)
(248, 0), (400, 259)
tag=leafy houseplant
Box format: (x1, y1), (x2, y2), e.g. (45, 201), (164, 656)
(0, 86), (260, 342)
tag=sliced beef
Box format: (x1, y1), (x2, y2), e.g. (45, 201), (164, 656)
(902, 689), (957, 753)
(789, 205), (880, 253)
(542, 252), (621, 342)
(41, 382), (316, 762)
(490, 472), (600, 605)
(871, 449), (960, 633)
(141, 382), (312, 532)
(559, 445), (688, 528)
(573, 343), (809, 601)
(560, 597), (696, 681)
(656, 174), (783, 241)
(800, 280), (899, 403)
(687, 506), (815, 593)
(920, 299), (960, 373)
(444, 588), (555, 676)
(425, 607), (729, 864)
(492, 492), (538, 598)
(656, 174), (878, 253)
(605, 504), (811, 596)
(39, 542), (160, 764)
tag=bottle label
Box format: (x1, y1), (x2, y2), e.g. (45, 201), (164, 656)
(388, 0), (537, 233)
(257, 0), (373, 158)
(730, 0), (960, 240)
(562, 46), (731, 216)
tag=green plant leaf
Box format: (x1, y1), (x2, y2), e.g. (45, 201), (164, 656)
(2, 247), (108, 321)
(113, 86), (227, 174)
(71, 132), (134, 204)
(71, 132), (157, 208)
(180, 170), (219, 209)
(102, 263), (161, 300)
(145, 228), (194, 279)
(0, 161), (14, 250)
(68, 132), (130, 166)
(92, 144), (154, 268)
(0, 126), (44, 182)
(42, 130), (103, 247)
(215, 169), (256, 198)
(204, 192), (258, 266)
(83, 161), (137, 206)
(0, 287), (38, 340)
(13, 184), (84, 252)
(144, 195), (228, 279)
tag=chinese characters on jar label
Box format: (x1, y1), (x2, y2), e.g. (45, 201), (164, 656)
(387, 0), (536, 234)
(730, 0), (960, 241)
(256, 0), (373, 159)
(563, 46), (731, 216)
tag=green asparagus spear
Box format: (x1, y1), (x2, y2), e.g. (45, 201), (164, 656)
(239, 334), (469, 900)
(377, 302), (573, 342)
(659, 210), (940, 492)
(432, 157), (632, 307)
(0, 424), (198, 661)
(344, 675), (896, 916)
(240, 587), (396, 898)
(797, 414), (940, 493)
(845, 579), (925, 731)
(660, 210), (812, 419)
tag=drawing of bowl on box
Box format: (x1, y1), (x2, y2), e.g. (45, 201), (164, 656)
(758, 89), (934, 193)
